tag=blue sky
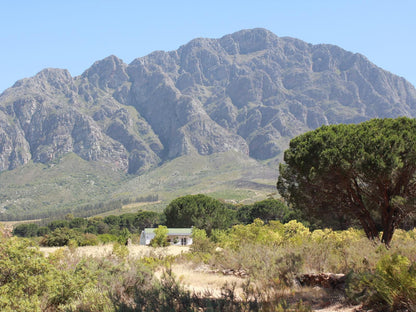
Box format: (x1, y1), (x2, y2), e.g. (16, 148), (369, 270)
(0, 1), (415, 93)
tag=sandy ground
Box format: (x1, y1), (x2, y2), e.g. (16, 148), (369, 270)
(158, 263), (246, 298)
(313, 305), (362, 312)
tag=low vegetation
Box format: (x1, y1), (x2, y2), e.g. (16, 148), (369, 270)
(4, 214), (416, 311)
(5, 200), (416, 309)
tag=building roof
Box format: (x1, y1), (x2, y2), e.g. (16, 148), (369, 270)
(143, 228), (193, 236)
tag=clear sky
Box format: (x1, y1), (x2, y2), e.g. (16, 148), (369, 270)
(0, 1), (415, 93)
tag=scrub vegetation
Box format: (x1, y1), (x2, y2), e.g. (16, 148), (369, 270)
(3, 117), (416, 311)
(3, 220), (416, 311)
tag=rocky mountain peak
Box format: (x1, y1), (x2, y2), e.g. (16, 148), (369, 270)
(81, 55), (128, 90)
(0, 28), (415, 175)
(10, 68), (73, 93)
(219, 28), (279, 55)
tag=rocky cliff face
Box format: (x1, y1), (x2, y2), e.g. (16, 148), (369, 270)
(1, 28), (415, 173)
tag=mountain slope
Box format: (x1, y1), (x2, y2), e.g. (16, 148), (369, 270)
(1, 28), (416, 219)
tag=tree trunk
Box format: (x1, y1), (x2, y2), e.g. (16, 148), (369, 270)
(349, 180), (380, 241)
(359, 216), (380, 241)
(381, 205), (395, 246)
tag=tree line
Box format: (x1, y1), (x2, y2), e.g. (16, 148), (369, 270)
(13, 195), (294, 246)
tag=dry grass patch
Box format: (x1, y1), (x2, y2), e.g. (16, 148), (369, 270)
(39, 244), (190, 258)
(128, 245), (190, 258)
(166, 263), (246, 298)
(1, 219), (42, 226)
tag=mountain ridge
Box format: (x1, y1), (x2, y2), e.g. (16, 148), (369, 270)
(1, 28), (416, 218)
(2, 28), (415, 173)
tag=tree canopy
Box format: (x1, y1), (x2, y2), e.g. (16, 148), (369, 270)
(236, 199), (294, 224)
(163, 194), (236, 234)
(277, 117), (416, 245)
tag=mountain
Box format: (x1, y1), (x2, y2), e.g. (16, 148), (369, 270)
(1, 28), (416, 219)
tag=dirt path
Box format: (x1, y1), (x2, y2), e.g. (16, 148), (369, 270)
(313, 304), (362, 312)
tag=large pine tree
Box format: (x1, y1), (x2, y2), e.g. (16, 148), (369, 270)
(277, 117), (416, 245)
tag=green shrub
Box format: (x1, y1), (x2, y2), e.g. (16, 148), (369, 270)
(47, 219), (69, 231)
(112, 242), (129, 259)
(36, 226), (50, 236)
(0, 237), (51, 311)
(348, 254), (416, 311)
(62, 287), (113, 312)
(78, 233), (99, 246)
(12, 223), (39, 237)
(40, 227), (99, 246)
(117, 227), (131, 245)
(0, 235), (96, 311)
(98, 233), (119, 244)
(190, 228), (215, 253)
(40, 227), (80, 246)
(150, 225), (169, 247)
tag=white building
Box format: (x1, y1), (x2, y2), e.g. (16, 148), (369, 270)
(139, 228), (193, 246)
